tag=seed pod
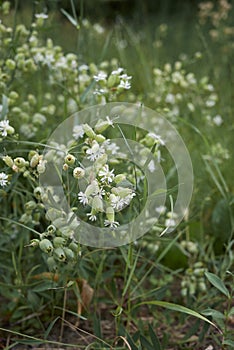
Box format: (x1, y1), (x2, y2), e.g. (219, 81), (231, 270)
(65, 154), (76, 165)
(69, 242), (79, 253)
(83, 124), (96, 138)
(53, 237), (66, 248)
(92, 195), (104, 212)
(47, 256), (57, 271)
(95, 134), (106, 143)
(14, 157), (27, 168)
(24, 200), (37, 212)
(54, 247), (66, 262)
(3, 155), (13, 167)
(73, 167), (85, 179)
(63, 247), (75, 261)
(33, 186), (42, 199)
(47, 224), (56, 234)
(114, 174), (126, 184)
(39, 239), (53, 254)
(106, 206), (115, 222)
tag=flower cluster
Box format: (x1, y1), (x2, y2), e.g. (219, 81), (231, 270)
(148, 58), (222, 125)
(61, 117), (136, 228)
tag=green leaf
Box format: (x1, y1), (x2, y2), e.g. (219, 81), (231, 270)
(44, 317), (60, 339)
(205, 272), (230, 298)
(134, 300), (220, 331)
(148, 324), (162, 350)
(201, 308), (225, 319)
(60, 8), (79, 29)
(223, 339), (234, 348)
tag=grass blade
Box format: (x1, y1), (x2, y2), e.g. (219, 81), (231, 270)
(134, 300), (221, 332)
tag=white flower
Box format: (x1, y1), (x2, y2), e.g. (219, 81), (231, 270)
(148, 132), (165, 146)
(213, 115), (223, 126)
(0, 172), (8, 187)
(155, 205), (167, 214)
(165, 93), (175, 104)
(0, 120), (9, 137)
(98, 165), (115, 183)
(206, 99), (216, 107)
(86, 143), (105, 161)
(35, 13), (48, 19)
(111, 68), (124, 75)
(94, 72), (107, 82)
(73, 125), (84, 140)
(93, 23), (105, 34)
(119, 80), (131, 90)
(87, 213), (97, 221)
(78, 191), (88, 206)
(104, 220), (119, 229)
(105, 142), (119, 155)
(110, 195), (126, 211)
(165, 218), (176, 228)
(79, 64), (89, 71)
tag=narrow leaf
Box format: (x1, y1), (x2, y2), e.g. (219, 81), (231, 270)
(60, 8), (79, 29)
(205, 272), (230, 298)
(223, 339), (234, 348)
(44, 317), (60, 339)
(135, 300), (221, 331)
(148, 324), (162, 350)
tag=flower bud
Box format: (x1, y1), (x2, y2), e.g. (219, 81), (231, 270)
(65, 154), (76, 165)
(32, 113), (46, 125)
(27, 239), (40, 247)
(39, 239), (53, 254)
(73, 167), (85, 179)
(6, 125), (15, 135)
(6, 59), (16, 70)
(85, 180), (99, 197)
(83, 124), (96, 138)
(30, 153), (40, 167)
(106, 206), (115, 222)
(95, 134), (106, 143)
(37, 160), (46, 174)
(114, 174), (126, 184)
(3, 155), (13, 167)
(63, 163), (69, 171)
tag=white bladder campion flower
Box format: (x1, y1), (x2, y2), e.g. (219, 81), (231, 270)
(78, 191), (89, 206)
(98, 164), (115, 183)
(73, 125), (84, 140)
(0, 120), (14, 137)
(0, 172), (9, 187)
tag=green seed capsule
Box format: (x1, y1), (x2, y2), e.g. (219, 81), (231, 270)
(24, 200), (37, 211)
(47, 256), (57, 271)
(63, 247), (75, 261)
(54, 247), (66, 262)
(65, 154), (76, 165)
(39, 239), (53, 254)
(53, 237), (66, 248)
(3, 155), (13, 167)
(14, 157), (26, 168)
